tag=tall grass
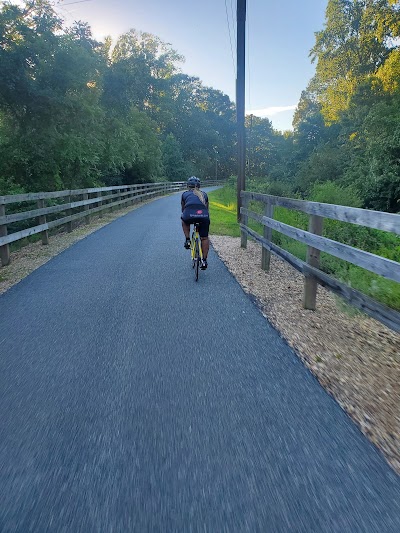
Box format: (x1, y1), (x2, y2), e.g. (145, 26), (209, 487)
(208, 188), (240, 237)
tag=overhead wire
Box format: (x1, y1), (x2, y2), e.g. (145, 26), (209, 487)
(59, 0), (93, 6)
(246, 0), (251, 111)
(224, 0), (236, 76)
(54, 0), (93, 31)
(230, 0), (237, 55)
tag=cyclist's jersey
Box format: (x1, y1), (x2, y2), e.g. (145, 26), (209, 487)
(181, 190), (209, 221)
(181, 190), (209, 210)
(181, 190), (210, 234)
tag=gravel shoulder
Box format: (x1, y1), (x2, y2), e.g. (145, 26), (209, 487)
(1, 208), (399, 474)
(210, 235), (400, 475)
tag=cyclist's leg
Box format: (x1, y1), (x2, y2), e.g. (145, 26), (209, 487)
(201, 237), (209, 259)
(181, 218), (191, 248)
(199, 219), (210, 259)
(181, 219), (190, 239)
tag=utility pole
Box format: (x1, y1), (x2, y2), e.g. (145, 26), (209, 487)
(236, 0), (246, 221)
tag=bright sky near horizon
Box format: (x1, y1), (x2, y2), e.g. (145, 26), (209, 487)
(16, 0), (328, 131)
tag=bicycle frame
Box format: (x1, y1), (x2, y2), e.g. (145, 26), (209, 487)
(190, 223), (203, 281)
(190, 224), (203, 262)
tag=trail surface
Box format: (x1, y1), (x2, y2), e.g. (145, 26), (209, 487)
(1, 191), (399, 532)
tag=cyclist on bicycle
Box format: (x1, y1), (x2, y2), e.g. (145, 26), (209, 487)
(181, 176), (210, 270)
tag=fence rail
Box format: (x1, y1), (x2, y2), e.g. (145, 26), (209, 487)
(240, 191), (400, 333)
(0, 180), (223, 266)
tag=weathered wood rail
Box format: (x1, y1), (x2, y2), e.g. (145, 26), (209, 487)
(240, 191), (400, 333)
(0, 180), (223, 266)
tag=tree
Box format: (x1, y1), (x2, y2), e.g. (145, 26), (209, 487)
(162, 134), (186, 182)
(344, 94), (400, 211)
(310, 0), (400, 122)
(103, 30), (183, 114)
(292, 89), (328, 158)
(0, 2), (240, 191)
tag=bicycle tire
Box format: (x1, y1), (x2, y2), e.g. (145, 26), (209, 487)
(191, 236), (196, 268)
(195, 241), (200, 281)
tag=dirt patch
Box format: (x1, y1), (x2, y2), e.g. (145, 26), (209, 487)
(210, 235), (400, 474)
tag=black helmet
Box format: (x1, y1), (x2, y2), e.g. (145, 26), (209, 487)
(187, 176), (200, 188)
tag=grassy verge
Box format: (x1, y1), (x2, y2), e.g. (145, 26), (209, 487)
(208, 186), (400, 311)
(208, 187), (240, 237)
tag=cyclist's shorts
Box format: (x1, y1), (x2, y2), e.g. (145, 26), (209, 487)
(181, 208), (210, 238)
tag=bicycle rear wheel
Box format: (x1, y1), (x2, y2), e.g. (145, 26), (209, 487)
(194, 241), (200, 281)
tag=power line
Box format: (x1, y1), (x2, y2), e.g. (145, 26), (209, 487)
(246, 0), (251, 110)
(230, 0), (237, 53)
(224, 0), (236, 74)
(60, 0), (93, 6)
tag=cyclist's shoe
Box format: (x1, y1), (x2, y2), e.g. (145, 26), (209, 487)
(184, 238), (190, 249)
(200, 259), (208, 270)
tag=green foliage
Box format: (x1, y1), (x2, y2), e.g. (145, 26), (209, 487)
(0, 1), (236, 192)
(246, 116), (280, 177)
(285, 1), (400, 213)
(344, 95), (400, 211)
(211, 183), (400, 311)
(296, 144), (348, 194)
(162, 134), (186, 181)
(309, 181), (362, 207)
(310, 0), (399, 122)
(123, 108), (163, 183)
(1, 0), (399, 228)
(207, 186), (240, 237)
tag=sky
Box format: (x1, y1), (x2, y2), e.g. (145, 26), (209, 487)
(42, 1), (328, 131)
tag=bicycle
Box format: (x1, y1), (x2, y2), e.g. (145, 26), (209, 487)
(190, 223), (204, 281)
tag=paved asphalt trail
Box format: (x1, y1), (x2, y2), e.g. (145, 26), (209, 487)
(1, 191), (400, 532)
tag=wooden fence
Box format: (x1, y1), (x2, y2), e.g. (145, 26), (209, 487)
(0, 180), (222, 267)
(240, 191), (400, 333)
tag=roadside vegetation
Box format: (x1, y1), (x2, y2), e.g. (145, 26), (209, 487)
(1, 0), (400, 217)
(208, 185), (400, 311)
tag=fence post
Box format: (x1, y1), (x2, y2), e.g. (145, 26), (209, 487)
(97, 191), (103, 217)
(0, 203), (10, 266)
(303, 214), (323, 310)
(37, 198), (49, 245)
(83, 192), (90, 224)
(240, 195), (248, 249)
(121, 186), (127, 207)
(261, 201), (274, 271)
(67, 194), (73, 232)
(131, 185), (137, 205)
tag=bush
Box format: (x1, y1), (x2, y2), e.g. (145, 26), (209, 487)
(309, 181), (362, 207)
